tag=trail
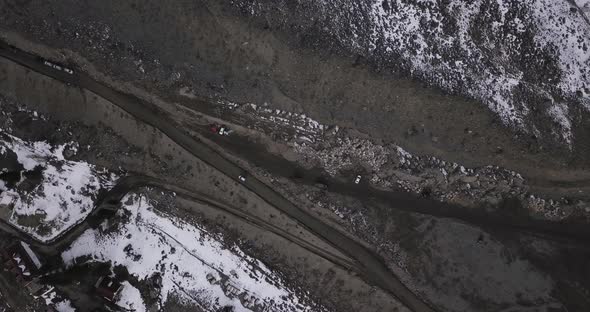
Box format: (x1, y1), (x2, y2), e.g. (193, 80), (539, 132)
(7, 39), (590, 311)
(0, 42), (437, 312)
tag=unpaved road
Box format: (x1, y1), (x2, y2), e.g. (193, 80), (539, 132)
(2, 40), (589, 240)
(0, 40), (437, 312)
(4, 39), (590, 311)
(2, 39), (590, 311)
(206, 132), (590, 243)
(3, 175), (357, 270)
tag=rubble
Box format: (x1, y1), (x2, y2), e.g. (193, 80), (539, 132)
(215, 99), (587, 222)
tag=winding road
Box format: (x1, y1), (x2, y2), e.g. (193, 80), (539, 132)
(0, 41), (437, 312)
(1, 175), (357, 271)
(2, 39), (589, 312)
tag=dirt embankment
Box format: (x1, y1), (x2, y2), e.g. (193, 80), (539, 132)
(4, 52), (590, 312)
(1, 2), (590, 311)
(1, 0), (589, 194)
(0, 55), (409, 312)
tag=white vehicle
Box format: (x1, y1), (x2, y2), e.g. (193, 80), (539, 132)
(354, 175), (362, 184)
(238, 175), (247, 182)
(219, 127), (233, 136)
(43, 60), (74, 74)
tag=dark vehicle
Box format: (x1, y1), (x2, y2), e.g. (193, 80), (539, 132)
(209, 124), (233, 136)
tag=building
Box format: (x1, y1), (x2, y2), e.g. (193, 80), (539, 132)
(240, 291), (262, 309)
(221, 279), (241, 298)
(206, 272), (218, 284)
(29, 283), (54, 301)
(94, 276), (122, 302)
(1, 241), (43, 283)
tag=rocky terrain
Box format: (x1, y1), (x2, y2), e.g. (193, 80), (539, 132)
(0, 95), (331, 312)
(231, 0), (590, 147)
(2, 0), (589, 194)
(207, 99), (590, 223)
(0, 1), (589, 312)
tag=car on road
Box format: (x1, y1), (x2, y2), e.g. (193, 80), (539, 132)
(238, 175), (247, 182)
(209, 124), (233, 136)
(43, 60), (74, 74)
(209, 124), (220, 133)
(219, 126), (233, 136)
(354, 175), (362, 184)
(314, 182), (328, 190)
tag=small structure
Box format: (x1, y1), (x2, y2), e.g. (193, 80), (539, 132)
(222, 279), (241, 298)
(240, 291), (263, 310)
(206, 273), (218, 284)
(94, 276), (122, 302)
(1, 241), (43, 283)
(30, 284), (54, 300)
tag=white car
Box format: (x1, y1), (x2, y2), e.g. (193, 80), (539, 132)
(44, 60), (74, 74)
(354, 175), (362, 184)
(219, 127), (233, 136)
(238, 175), (247, 182)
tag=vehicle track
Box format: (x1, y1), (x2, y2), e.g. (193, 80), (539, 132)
(4, 39), (590, 311)
(0, 41), (437, 312)
(0, 175), (357, 271)
(11, 39), (587, 312)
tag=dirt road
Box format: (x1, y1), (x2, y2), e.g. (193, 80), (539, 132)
(4, 36), (590, 311)
(0, 41), (440, 312)
(3, 39), (590, 311)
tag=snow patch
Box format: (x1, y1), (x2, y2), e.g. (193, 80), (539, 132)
(62, 193), (318, 312)
(235, 0), (590, 145)
(53, 299), (76, 312)
(0, 133), (117, 242)
(547, 102), (573, 145)
(116, 282), (147, 312)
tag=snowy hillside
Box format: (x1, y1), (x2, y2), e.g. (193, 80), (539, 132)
(233, 0), (590, 146)
(62, 193), (322, 312)
(0, 132), (117, 242)
(577, 0), (590, 14)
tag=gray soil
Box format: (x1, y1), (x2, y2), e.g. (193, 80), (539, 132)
(1, 0), (590, 187)
(0, 64), (409, 312)
(1, 38), (589, 312)
(0, 1), (590, 312)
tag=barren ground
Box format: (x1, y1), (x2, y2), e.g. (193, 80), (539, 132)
(0, 1), (589, 311)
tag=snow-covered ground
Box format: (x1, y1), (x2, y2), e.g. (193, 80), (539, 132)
(367, 0), (589, 137)
(577, 0), (590, 12)
(366, 0), (589, 143)
(217, 100), (328, 144)
(116, 281), (147, 312)
(235, 0), (590, 146)
(53, 299), (76, 312)
(0, 132), (117, 242)
(62, 193), (320, 312)
(216, 98), (586, 220)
